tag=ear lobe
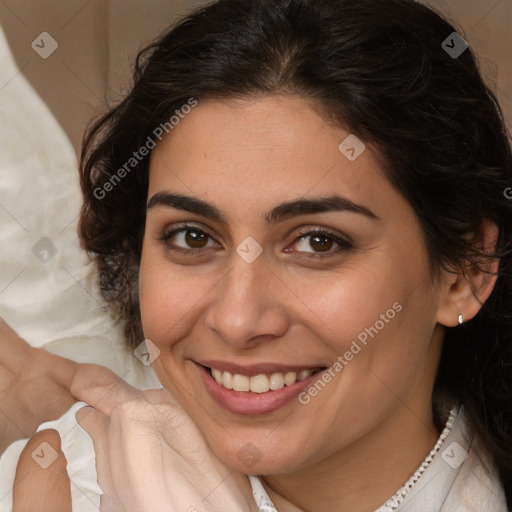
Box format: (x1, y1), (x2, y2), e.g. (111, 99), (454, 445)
(436, 218), (500, 327)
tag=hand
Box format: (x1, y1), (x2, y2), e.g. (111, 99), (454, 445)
(0, 318), (78, 452)
(72, 364), (259, 512)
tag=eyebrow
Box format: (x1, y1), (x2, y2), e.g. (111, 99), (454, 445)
(147, 192), (380, 224)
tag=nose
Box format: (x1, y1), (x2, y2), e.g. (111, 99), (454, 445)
(204, 252), (290, 349)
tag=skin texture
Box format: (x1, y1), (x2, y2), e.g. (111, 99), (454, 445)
(139, 94), (499, 511)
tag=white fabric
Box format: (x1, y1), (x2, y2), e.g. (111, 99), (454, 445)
(394, 405), (507, 511)
(248, 475), (279, 511)
(0, 22), (159, 389)
(0, 401), (507, 512)
(0, 22), (102, 347)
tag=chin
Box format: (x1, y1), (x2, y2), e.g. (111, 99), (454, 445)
(211, 437), (307, 476)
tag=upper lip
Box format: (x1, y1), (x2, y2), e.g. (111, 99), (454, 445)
(197, 360), (326, 377)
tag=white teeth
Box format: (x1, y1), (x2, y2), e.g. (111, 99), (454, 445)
(223, 371), (234, 390)
(249, 374), (270, 393)
(210, 367), (317, 393)
(284, 371), (297, 386)
(269, 372), (285, 390)
(232, 374), (250, 392)
(213, 368), (223, 385)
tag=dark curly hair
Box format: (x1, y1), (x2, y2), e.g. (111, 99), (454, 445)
(78, 0), (512, 506)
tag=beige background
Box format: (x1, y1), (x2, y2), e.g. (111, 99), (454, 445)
(0, 0), (511, 156)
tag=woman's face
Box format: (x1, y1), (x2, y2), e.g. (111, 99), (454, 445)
(139, 94), (448, 474)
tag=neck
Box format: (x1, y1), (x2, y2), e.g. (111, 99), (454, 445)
(261, 404), (441, 512)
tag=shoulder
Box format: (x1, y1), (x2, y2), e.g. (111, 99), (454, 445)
(13, 429), (72, 512)
(2, 401), (103, 512)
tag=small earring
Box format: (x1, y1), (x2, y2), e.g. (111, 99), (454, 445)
(457, 314), (464, 325)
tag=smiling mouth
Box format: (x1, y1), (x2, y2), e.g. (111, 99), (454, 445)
(207, 366), (325, 393)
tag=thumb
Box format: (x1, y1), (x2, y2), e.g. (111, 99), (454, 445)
(71, 363), (140, 415)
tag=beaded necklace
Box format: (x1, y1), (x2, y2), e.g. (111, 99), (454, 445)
(375, 407), (458, 512)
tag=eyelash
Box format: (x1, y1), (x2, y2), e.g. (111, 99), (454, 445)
(158, 222), (353, 258)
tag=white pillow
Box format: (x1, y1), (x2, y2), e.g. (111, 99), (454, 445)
(0, 24), (158, 388)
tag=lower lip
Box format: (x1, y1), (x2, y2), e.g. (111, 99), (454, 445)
(197, 364), (325, 415)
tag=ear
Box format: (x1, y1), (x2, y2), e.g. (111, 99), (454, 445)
(436, 218), (500, 327)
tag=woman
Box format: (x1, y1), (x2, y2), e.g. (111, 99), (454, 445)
(3, 0), (511, 510)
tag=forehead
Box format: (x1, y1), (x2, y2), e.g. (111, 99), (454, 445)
(147, 95), (406, 222)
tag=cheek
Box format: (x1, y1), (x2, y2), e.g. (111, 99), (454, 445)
(310, 247), (437, 383)
(138, 247), (200, 343)
(300, 259), (407, 349)
(326, 273), (439, 417)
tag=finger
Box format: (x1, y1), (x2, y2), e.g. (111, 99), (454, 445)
(0, 317), (31, 370)
(76, 406), (112, 490)
(71, 363), (140, 414)
(76, 406), (127, 511)
(43, 349), (79, 389)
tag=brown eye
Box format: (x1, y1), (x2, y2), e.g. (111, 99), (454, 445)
(307, 233), (334, 252)
(289, 229), (353, 256)
(183, 229), (209, 248)
(159, 226), (217, 253)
